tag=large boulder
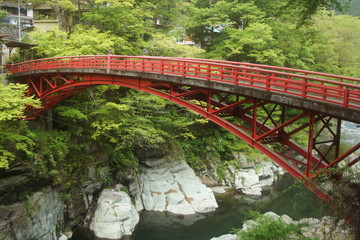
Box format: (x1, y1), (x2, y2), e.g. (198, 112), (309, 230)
(130, 160), (218, 215)
(90, 189), (139, 240)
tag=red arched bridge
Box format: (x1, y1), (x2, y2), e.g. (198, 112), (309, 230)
(6, 55), (360, 195)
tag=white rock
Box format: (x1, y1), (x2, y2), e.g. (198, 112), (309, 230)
(211, 186), (232, 194)
(264, 211), (280, 220)
(241, 186), (262, 196)
(299, 217), (320, 226)
(234, 169), (260, 190)
(58, 235), (68, 240)
(190, 187), (218, 213)
(132, 160), (218, 215)
(90, 189), (139, 239)
(242, 219), (257, 231)
(258, 162), (274, 178)
(281, 214), (293, 224)
(210, 234), (237, 240)
(228, 161), (284, 196)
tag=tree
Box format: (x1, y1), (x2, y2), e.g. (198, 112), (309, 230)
(310, 11), (360, 77)
(81, 0), (155, 55)
(337, 0), (360, 16)
(184, 0), (266, 52)
(146, 33), (205, 57)
(183, 0), (312, 65)
(0, 83), (39, 121)
(27, 26), (119, 57)
(0, 83), (39, 169)
(287, 0), (349, 22)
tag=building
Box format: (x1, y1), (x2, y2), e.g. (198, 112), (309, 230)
(0, 2), (37, 67)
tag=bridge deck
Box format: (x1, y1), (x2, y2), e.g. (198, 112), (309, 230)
(7, 55), (360, 123)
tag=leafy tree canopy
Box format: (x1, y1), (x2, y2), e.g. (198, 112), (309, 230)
(27, 26), (119, 57)
(146, 33), (205, 57)
(0, 83), (39, 169)
(0, 83), (39, 121)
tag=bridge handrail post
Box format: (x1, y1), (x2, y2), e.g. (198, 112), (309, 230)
(107, 55), (111, 72)
(233, 68), (238, 85)
(182, 61), (186, 77)
(343, 87), (349, 107)
(206, 64), (210, 80)
(266, 75), (270, 91)
(302, 79), (308, 98)
(160, 59), (164, 74)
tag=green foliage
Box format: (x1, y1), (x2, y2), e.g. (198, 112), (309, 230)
(288, 0), (344, 21)
(0, 10), (7, 19)
(0, 121), (35, 169)
(147, 33), (205, 57)
(0, 83), (40, 121)
(81, 0), (154, 55)
(234, 212), (317, 240)
(0, 83), (39, 169)
(311, 11), (360, 77)
(183, 121), (262, 171)
(182, 0), (360, 77)
(337, 0), (360, 16)
(28, 27), (118, 57)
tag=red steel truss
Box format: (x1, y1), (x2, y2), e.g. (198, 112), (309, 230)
(6, 55), (360, 197)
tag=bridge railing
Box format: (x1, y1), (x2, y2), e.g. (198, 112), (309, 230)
(6, 55), (360, 110)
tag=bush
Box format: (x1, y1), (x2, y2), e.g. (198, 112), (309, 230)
(234, 212), (317, 240)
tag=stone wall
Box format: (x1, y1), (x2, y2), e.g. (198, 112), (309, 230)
(0, 23), (19, 41)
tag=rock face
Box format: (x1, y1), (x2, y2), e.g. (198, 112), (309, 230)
(0, 187), (64, 240)
(199, 152), (285, 196)
(130, 159), (218, 215)
(90, 189), (139, 240)
(226, 160), (284, 196)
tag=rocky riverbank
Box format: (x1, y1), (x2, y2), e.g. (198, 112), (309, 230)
(1, 149), (356, 240)
(211, 212), (353, 240)
(87, 154), (286, 239)
(0, 152), (289, 240)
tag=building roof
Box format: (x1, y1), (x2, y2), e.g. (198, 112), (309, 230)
(5, 41), (36, 49)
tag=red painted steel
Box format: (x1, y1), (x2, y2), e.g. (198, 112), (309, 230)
(6, 55), (360, 109)
(6, 55), (360, 200)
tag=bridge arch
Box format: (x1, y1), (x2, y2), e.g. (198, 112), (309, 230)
(6, 55), (360, 197)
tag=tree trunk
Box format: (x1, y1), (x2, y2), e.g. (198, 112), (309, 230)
(51, 5), (74, 33)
